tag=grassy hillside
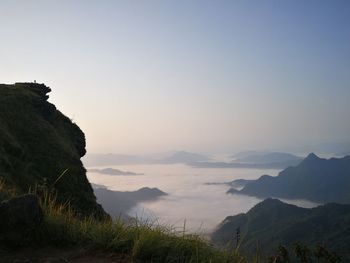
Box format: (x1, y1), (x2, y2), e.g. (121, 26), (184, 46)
(0, 181), (245, 263)
(0, 83), (106, 218)
(212, 199), (350, 261)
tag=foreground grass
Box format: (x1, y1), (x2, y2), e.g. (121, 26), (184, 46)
(0, 181), (343, 262)
(28, 189), (246, 263)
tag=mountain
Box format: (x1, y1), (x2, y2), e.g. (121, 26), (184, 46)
(92, 184), (167, 218)
(212, 199), (350, 259)
(0, 83), (106, 219)
(88, 168), (143, 176)
(156, 151), (210, 164)
(233, 152), (302, 165)
(190, 160), (297, 169)
(288, 142), (350, 156)
(190, 151), (302, 170)
(83, 153), (153, 166)
(228, 179), (256, 188)
(83, 151), (210, 166)
(336, 151), (350, 157)
(230, 151), (262, 159)
(227, 153), (350, 204)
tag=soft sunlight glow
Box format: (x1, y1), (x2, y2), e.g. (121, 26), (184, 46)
(1, 1), (349, 154)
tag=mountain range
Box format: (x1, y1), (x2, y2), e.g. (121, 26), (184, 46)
(190, 152), (302, 170)
(232, 152), (302, 165)
(227, 153), (350, 204)
(83, 151), (210, 166)
(88, 168), (143, 176)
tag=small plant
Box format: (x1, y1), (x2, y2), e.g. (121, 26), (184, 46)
(269, 243), (341, 263)
(314, 245), (341, 263)
(268, 245), (289, 263)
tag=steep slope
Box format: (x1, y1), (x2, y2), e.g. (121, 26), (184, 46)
(228, 153), (350, 203)
(0, 83), (106, 218)
(212, 199), (350, 259)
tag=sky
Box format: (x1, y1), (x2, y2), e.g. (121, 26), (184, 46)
(0, 0), (349, 154)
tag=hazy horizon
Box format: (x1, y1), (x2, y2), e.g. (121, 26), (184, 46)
(84, 143), (350, 157)
(1, 1), (350, 154)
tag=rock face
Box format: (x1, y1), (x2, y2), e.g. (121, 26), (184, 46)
(0, 194), (43, 245)
(0, 83), (107, 219)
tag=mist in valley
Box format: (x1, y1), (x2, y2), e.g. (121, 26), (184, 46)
(86, 159), (320, 234)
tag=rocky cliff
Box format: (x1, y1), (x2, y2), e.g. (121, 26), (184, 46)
(0, 83), (106, 218)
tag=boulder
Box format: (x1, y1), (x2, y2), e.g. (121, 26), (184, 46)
(0, 194), (43, 245)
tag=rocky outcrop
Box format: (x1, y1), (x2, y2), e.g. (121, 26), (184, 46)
(0, 194), (43, 245)
(0, 83), (107, 219)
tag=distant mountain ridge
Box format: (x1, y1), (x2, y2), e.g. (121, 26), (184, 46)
(212, 199), (350, 259)
(190, 151), (302, 170)
(228, 153), (350, 204)
(83, 153), (153, 166)
(83, 151), (210, 166)
(157, 151), (210, 164)
(92, 184), (167, 218)
(233, 152), (302, 164)
(89, 168), (143, 176)
(190, 160), (300, 170)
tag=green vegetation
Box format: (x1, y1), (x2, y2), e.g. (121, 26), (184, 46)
(39, 200), (240, 262)
(0, 180), (244, 263)
(267, 244), (341, 263)
(1, 180), (342, 262)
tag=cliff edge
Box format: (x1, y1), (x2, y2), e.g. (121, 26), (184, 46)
(0, 82), (106, 219)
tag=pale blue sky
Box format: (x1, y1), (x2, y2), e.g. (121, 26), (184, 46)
(1, 1), (349, 154)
